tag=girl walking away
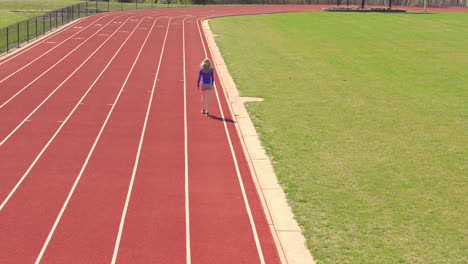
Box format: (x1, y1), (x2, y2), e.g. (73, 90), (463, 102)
(197, 58), (215, 116)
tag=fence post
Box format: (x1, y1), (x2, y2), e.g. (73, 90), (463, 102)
(6, 27), (8, 53)
(17, 23), (20, 48)
(27, 20), (30, 42)
(35, 18), (38, 37)
(43, 15), (45, 35)
(96, 0), (98, 13)
(108, 0), (110, 12)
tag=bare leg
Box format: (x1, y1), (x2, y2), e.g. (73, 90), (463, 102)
(205, 88), (212, 114)
(200, 89), (206, 113)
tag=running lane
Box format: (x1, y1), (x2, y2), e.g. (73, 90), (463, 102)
(0, 13), (128, 91)
(0, 13), (168, 264)
(0, 13), (136, 114)
(0, 13), (151, 206)
(114, 15), (187, 263)
(184, 15), (281, 263)
(36, 15), (171, 263)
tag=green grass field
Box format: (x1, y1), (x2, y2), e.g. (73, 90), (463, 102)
(0, 0), (83, 10)
(0, 10), (44, 28)
(0, 1), (82, 30)
(210, 11), (467, 263)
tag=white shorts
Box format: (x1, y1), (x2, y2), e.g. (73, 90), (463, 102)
(201, 83), (213, 90)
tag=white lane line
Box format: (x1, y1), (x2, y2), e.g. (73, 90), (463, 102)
(0, 13), (119, 79)
(34, 16), (155, 264)
(196, 18), (266, 264)
(183, 17), (192, 264)
(0, 13), (131, 109)
(110, 16), (174, 264)
(0, 14), (142, 146)
(0, 15), (155, 212)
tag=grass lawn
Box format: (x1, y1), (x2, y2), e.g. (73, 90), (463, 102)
(0, 0), (83, 10)
(0, 10), (44, 28)
(0, 1), (83, 28)
(210, 11), (467, 263)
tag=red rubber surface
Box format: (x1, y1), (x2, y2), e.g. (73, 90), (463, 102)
(1, 5), (466, 264)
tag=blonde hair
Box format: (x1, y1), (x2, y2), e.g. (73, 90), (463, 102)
(200, 58), (212, 73)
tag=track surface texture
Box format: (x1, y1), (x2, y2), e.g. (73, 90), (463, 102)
(0, 4), (465, 264)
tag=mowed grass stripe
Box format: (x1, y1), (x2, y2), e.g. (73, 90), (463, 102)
(0, 0), (83, 11)
(0, 10), (44, 28)
(210, 11), (467, 264)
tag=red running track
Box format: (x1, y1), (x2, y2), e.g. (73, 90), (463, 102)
(1, 5), (466, 264)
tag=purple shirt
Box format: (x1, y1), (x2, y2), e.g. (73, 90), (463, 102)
(197, 68), (214, 87)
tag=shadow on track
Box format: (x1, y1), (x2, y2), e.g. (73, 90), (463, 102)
(208, 114), (236, 123)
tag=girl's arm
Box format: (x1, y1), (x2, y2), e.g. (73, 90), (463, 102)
(211, 69), (214, 85)
(197, 69), (202, 87)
